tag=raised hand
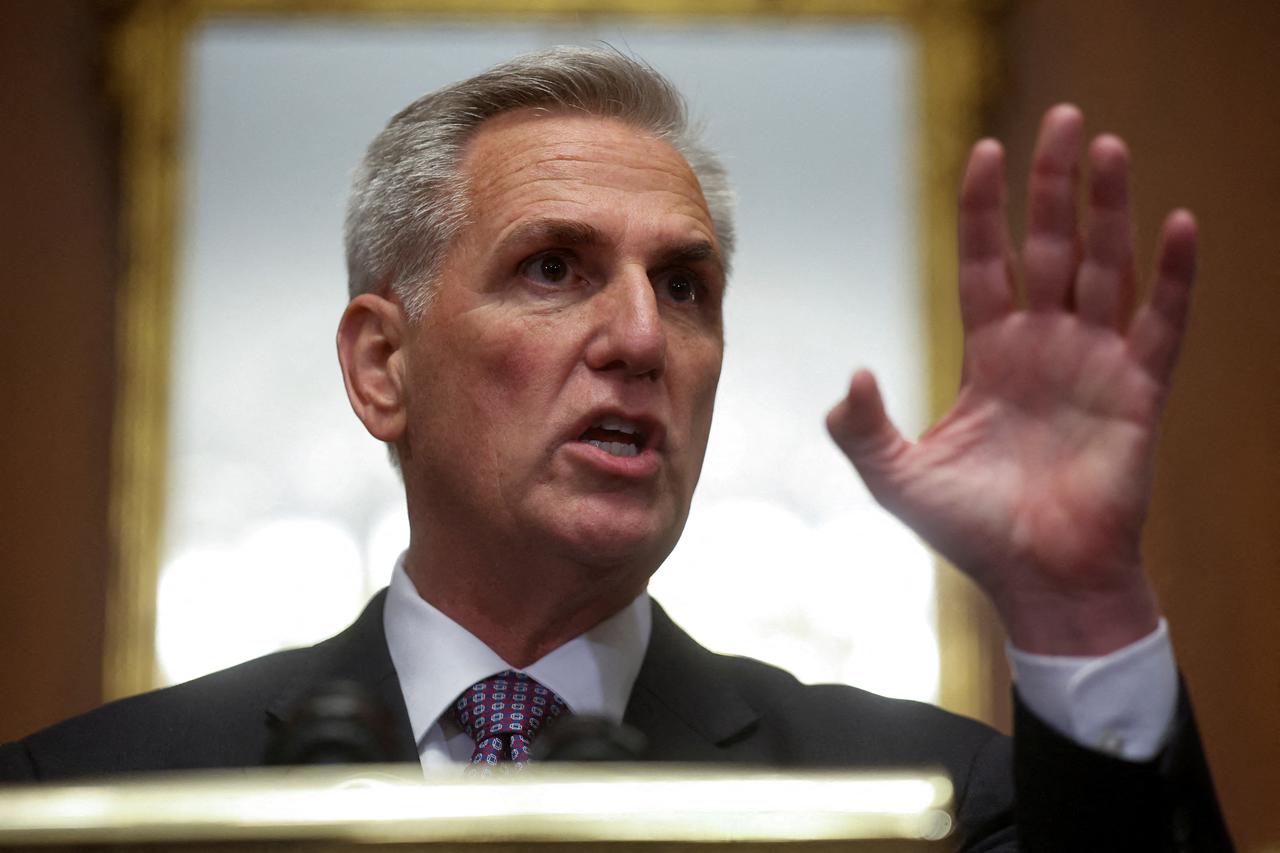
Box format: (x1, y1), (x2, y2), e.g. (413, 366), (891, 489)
(827, 105), (1197, 655)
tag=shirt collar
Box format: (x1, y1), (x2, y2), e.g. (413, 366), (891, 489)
(383, 557), (651, 748)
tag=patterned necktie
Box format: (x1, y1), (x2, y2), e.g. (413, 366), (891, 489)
(453, 670), (568, 767)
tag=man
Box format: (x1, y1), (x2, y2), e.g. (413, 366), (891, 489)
(0, 48), (1231, 851)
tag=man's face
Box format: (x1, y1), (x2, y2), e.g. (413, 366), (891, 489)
(397, 110), (725, 578)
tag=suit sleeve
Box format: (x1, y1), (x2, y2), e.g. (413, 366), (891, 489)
(953, 729), (1018, 852)
(1012, 685), (1233, 852)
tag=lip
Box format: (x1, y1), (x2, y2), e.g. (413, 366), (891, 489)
(562, 408), (666, 478)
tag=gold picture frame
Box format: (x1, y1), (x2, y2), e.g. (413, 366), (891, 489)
(104, 0), (1006, 724)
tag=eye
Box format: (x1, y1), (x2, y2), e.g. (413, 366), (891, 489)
(519, 252), (575, 286)
(659, 270), (700, 304)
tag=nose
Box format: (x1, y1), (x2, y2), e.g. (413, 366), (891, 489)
(584, 268), (667, 380)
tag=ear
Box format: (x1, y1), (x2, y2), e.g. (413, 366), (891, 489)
(336, 293), (408, 443)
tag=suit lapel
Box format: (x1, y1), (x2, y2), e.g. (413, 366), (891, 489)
(624, 601), (759, 762)
(264, 590), (419, 763)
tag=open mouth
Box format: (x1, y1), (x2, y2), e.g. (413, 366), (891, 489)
(578, 415), (647, 458)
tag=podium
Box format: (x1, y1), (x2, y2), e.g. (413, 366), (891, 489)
(0, 765), (955, 851)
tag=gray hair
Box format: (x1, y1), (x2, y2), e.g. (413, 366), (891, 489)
(344, 45), (735, 318)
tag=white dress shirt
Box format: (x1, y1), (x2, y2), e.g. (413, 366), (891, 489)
(1008, 620), (1178, 760)
(383, 556), (1178, 772)
(383, 560), (650, 772)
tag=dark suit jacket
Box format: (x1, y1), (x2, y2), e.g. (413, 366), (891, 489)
(0, 592), (1231, 852)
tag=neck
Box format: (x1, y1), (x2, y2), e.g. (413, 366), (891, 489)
(401, 541), (649, 667)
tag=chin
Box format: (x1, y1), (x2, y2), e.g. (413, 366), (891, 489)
(549, 511), (684, 574)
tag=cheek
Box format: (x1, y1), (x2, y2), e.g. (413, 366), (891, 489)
(690, 377), (720, 458)
(685, 334), (724, 412)
(674, 337), (724, 451)
(460, 314), (576, 423)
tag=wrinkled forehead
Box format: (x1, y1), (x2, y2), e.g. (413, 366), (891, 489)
(457, 109), (716, 241)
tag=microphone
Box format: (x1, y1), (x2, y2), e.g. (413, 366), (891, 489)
(264, 680), (398, 766)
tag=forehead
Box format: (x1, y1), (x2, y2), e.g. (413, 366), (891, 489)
(457, 109), (716, 244)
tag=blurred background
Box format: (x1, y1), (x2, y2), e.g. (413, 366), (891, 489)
(1, 1), (1277, 849)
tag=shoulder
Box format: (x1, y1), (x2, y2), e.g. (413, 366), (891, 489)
(712, 650), (1008, 769)
(640, 601), (1014, 843)
(703, 650), (1016, 848)
(644, 600), (1006, 769)
(4, 593), (394, 782)
(5, 644), (318, 781)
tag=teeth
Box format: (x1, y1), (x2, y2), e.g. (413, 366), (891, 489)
(585, 440), (639, 458)
(594, 416), (638, 435)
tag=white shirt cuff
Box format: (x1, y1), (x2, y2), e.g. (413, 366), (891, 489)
(1007, 619), (1178, 761)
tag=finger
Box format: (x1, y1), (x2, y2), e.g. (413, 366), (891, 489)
(1023, 104), (1085, 310)
(1075, 135), (1137, 327)
(958, 139), (1016, 331)
(826, 369), (911, 493)
(1128, 210), (1198, 384)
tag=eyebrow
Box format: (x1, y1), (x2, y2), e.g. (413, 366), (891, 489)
(497, 217), (725, 278)
(653, 240), (724, 277)
(498, 218), (604, 253)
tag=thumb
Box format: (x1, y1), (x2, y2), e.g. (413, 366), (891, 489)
(826, 369), (910, 482)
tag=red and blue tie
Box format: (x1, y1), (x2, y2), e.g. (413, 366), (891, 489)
(453, 670), (568, 767)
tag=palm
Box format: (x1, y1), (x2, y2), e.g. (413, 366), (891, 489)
(898, 313), (1157, 588)
(828, 107), (1197, 652)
